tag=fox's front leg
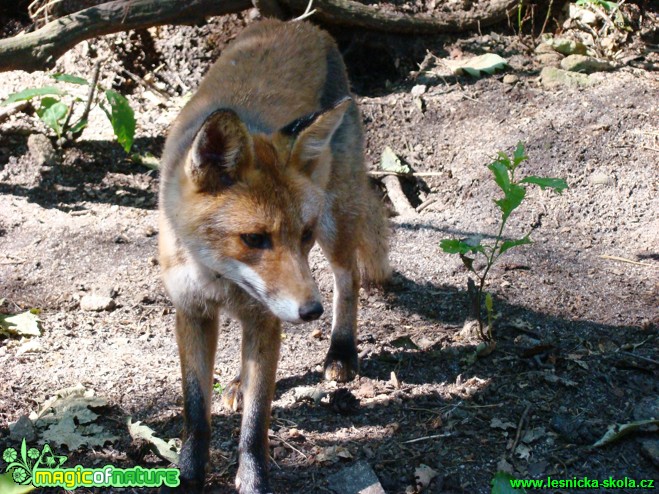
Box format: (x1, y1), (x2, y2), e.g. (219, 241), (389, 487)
(167, 309), (219, 493)
(319, 216), (361, 382)
(235, 308), (281, 494)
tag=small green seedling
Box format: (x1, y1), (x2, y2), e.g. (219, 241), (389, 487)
(213, 382), (225, 395)
(441, 142), (567, 344)
(1, 70), (135, 153)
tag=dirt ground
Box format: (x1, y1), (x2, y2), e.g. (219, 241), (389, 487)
(1, 3), (658, 493)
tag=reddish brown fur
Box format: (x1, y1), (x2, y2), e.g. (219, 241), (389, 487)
(158, 19), (390, 494)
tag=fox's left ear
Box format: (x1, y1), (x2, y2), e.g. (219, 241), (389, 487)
(281, 97), (351, 177)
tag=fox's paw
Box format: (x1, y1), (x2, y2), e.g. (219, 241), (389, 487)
(221, 376), (243, 411)
(323, 347), (359, 382)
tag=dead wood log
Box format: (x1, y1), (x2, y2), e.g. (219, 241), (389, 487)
(0, 0), (521, 73)
(0, 0), (252, 72)
(286, 0), (521, 33)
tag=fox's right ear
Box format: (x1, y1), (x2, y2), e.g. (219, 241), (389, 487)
(186, 109), (253, 191)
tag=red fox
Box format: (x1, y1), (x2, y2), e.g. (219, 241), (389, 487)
(158, 19), (390, 493)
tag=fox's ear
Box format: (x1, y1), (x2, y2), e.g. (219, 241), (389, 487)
(284, 97), (351, 168)
(186, 109), (253, 191)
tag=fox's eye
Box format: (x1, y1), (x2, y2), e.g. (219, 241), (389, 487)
(240, 233), (272, 249)
(301, 228), (314, 243)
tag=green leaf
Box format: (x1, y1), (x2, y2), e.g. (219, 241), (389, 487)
(36, 101), (68, 137)
(593, 418), (659, 447)
(440, 239), (484, 255)
(0, 472), (35, 493)
(127, 418), (180, 465)
(495, 151), (512, 169)
(380, 146), (411, 174)
(491, 471), (526, 493)
(130, 152), (160, 170)
(6, 89), (58, 107)
(51, 73), (89, 85)
(520, 176), (568, 193)
(512, 142), (528, 168)
(485, 292), (493, 313)
(68, 118), (88, 136)
(103, 90), (135, 153)
(499, 235), (532, 255)
(0, 310), (42, 337)
(495, 184), (526, 220)
(488, 161), (511, 193)
(1, 87), (63, 106)
(446, 53), (509, 78)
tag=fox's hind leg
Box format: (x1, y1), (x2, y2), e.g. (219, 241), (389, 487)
(318, 179), (390, 382)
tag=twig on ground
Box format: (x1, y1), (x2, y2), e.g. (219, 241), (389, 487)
(599, 254), (654, 267)
(368, 171), (444, 177)
(509, 404), (531, 457)
(619, 351), (659, 367)
(121, 68), (170, 100)
(402, 433), (452, 444)
(416, 197), (437, 213)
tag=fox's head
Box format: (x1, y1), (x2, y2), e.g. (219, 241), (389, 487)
(172, 98), (351, 323)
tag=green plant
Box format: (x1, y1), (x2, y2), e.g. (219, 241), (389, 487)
(1, 69), (135, 152)
(575, 0), (619, 12)
(440, 142), (567, 343)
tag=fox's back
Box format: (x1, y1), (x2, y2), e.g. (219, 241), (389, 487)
(160, 20), (355, 183)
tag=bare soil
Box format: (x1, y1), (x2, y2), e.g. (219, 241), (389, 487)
(1, 6), (658, 494)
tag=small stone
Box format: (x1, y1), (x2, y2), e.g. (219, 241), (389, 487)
(589, 172), (613, 186)
(327, 460), (385, 494)
(540, 67), (591, 89)
(561, 54), (614, 73)
(569, 4), (598, 25)
(138, 291), (156, 304)
(27, 133), (58, 167)
(534, 43), (556, 54)
(411, 84), (427, 97)
(503, 74), (519, 84)
(80, 294), (116, 312)
(545, 37), (588, 55)
(9, 415), (37, 442)
(536, 53), (564, 68)
(311, 328), (322, 339)
(16, 338), (43, 356)
(640, 439), (659, 468)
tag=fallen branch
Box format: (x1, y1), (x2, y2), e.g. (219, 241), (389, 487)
(368, 170), (444, 177)
(599, 254), (654, 267)
(287, 0), (520, 33)
(0, 0), (252, 72)
(0, 0), (521, 73)
(382, 175), (416, 216)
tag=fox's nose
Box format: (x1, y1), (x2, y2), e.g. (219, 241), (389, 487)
(299, 301), (324, 322)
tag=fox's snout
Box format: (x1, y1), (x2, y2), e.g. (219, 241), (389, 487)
(264, 287), (323, 324)
(299, 300), (324, 322)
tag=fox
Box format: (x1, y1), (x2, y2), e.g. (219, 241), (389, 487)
(158, 19), (390, 493)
